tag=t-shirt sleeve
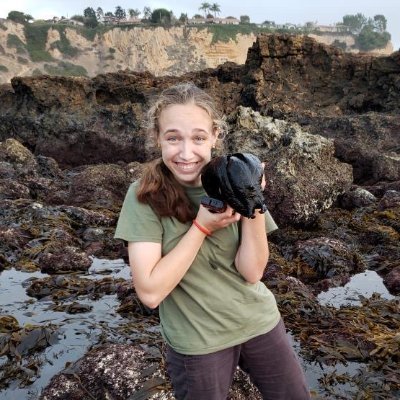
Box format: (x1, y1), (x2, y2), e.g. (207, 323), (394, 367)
(114, 182), (163, 243)
(264, 210), (278, 234)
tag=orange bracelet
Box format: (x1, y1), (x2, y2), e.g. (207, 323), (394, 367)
(192, 219), (212, 236)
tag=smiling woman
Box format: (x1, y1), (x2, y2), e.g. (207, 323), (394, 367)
(114, 82), (311, 399)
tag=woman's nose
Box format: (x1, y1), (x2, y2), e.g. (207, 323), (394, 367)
(179, 141), (194, 159)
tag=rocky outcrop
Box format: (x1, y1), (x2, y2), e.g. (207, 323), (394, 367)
(0, 34), (399, 184)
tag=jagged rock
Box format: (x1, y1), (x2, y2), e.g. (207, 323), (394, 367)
(225, 106), (353, 225)
(304, 114), (400, 184)
(339, 186), (377, 209)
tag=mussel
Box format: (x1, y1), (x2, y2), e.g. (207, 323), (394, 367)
(201, 153), (267, 218)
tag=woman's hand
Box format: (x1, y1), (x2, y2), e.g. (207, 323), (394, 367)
(196, 204), (241, 234)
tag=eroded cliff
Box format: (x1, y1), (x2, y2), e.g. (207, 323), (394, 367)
(0, 19), (394, 84)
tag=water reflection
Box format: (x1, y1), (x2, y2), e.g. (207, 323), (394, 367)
(317, 270), (396, 308)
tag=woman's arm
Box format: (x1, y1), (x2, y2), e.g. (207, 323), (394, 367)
(234, 212), (269, 283)
(234, 166), (269, 283)
(128, 206), (240, 309)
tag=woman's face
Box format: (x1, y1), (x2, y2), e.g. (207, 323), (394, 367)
(158, 103), (217, 187)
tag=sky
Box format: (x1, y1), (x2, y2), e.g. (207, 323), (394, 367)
(0, 0), (398, 50)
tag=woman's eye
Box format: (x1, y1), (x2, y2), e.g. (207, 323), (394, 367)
(167, 136), (178, 142)
(194, 136), (206, 143)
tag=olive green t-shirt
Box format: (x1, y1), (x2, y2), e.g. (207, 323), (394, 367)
(115, 181), (281, 355)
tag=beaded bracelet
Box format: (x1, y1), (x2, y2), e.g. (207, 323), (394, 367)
(192, 219), (212, 236)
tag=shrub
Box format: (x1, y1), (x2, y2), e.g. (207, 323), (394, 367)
(44, 61), (88, 77)
(24, 24), (54, 62)
(49, 26), (79, 57)
(6, 33), (27, 54)
(0, 65), (9, 72)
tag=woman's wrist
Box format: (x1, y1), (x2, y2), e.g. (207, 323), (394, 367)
(192, 219), (212, 236)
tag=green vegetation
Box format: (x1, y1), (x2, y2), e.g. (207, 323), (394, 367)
(49, 26), (79, 57)
(203, 24), (266, 44)
(0, 22), (7, 31)
(7, 10), (33, 24)
(43, 61), (88, 76)
(341, 13), (390, 50)
(6, 34), (27, 54)
(356, 27), (391, 51)
(0, 65), (9, 72)
(24, 24), (53, 61)
(151, 8), (172, 24)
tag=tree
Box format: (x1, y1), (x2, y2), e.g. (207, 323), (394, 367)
(105, 12), (114, 17)
(199, 2), (211, 18)
(373, 14), (387, 32)
(342, 13), (367, 34)
(83, 7), (96, 19)
(179, 13), (188, 23)
(356, 25), (391, 51)
(143, 7), (152, 20)
(96, 7), (104, 21)
(115, 6), (126, 20)
(210, 3), (221, 18)
(7, 11), (32, 24)
(240, 15), (250, 24)
(128, 8), (141, 19)
(151, 8), (172, 24)
(83, 7), (98, 28)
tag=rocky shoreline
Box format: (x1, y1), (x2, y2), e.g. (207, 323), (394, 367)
(0, 34), (399, 399)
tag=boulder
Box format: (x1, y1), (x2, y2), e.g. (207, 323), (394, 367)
(225, 107), (353, 225)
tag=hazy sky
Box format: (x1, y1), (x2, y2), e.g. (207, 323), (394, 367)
(0, 0), (398, 50)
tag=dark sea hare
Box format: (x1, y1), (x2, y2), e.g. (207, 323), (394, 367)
(201, 153), (267, 218)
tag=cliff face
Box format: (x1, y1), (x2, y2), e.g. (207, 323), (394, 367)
(0, 19), (394, 84)
(0, 20), (256, 83)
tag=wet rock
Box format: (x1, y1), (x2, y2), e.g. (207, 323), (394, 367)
(339, 186), (377, 209)
(293, 237), (365, 280)
(226, 107), (353, 225)
(38, 246), (92, 274)
(378, 190), (400, 209)
(39, 343), (172, 400)
(383, 266), (400, 295)
(67, 164), (130, 209)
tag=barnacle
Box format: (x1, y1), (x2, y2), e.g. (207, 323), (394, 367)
(201, 153), (267, 218)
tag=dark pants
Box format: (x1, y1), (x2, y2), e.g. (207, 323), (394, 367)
(166, 319), (310, 400)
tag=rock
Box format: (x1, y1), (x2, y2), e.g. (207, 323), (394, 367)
(39, 246), (92, 274)
(293, 237), (365, 279)
(0, 138), (38, 178)
(39, 343), (172, 400)
(226, 106), (353, 225)
(67, 164), (130, 209)
(378, 190), (400, 209)
(339, 186), (377, 209)
(383, 266), (400, 295)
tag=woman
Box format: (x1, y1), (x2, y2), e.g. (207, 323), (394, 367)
(115, 82), (310, 399)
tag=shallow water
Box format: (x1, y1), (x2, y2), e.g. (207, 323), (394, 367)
(317, 270), (396, 307)
(0, 261), (397, 399)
